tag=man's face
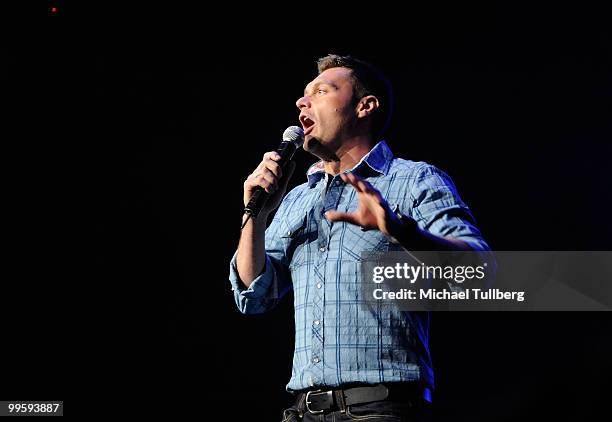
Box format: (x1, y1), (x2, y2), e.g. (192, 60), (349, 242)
(296, 67), (359, 154)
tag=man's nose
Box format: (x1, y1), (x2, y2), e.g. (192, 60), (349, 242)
(296, 95), (311, 110)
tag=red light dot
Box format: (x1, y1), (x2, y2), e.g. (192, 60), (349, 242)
(51, 7), (57, 13)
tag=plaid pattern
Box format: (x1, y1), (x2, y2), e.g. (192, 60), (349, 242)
(229, 141), (489, 391)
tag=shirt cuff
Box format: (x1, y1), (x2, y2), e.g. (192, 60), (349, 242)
(229, 251), (277, 299)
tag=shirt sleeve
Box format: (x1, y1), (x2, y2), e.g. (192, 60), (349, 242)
(406, 163), (497, 291)
(408, 163), (490, 252)
(228, 193), (296, 314)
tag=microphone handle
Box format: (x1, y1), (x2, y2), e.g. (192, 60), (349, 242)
(244, 141), (298, 218)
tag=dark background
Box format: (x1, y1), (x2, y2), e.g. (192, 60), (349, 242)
(5, 2), (611, 419)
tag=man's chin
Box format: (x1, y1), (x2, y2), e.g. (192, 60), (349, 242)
(304, 136), (339, 162)
(303, 135), (319, 153)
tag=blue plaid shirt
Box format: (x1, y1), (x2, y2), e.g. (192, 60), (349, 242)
(229, 141), (489, 391)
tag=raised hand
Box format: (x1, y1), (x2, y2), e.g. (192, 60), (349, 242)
(325, 172), (400, 236)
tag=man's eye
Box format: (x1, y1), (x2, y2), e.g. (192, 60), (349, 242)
(317, 89), (326, 94)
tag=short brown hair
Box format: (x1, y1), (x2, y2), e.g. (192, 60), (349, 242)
(317, 54), (394, 139)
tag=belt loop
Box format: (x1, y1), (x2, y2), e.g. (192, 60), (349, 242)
(334, 389), (347, 414)
(295, 393), (306, 417)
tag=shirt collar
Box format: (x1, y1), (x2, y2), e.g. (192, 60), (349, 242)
(306, 140), (394, 187)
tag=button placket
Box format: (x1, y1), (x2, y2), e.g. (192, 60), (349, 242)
(310, 182), (328, 379)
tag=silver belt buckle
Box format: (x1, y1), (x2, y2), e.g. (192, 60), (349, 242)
(305, 389), (332, 414)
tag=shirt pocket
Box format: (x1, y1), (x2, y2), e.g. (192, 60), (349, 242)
(340, 224), (390, 261)
(280, 213), (309, 269)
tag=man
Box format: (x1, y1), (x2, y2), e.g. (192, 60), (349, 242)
(229, 54), (490, 421)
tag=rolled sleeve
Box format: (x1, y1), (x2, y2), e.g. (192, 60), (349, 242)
(409, 164), (490, 251)
(408, 164), (496, 289)
(229, 252), (277, 313)
(228, 190), (300, 314)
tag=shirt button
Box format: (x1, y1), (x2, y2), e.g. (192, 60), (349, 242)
(316, 283), (322, 289)
(313, 320), (320, 326)
(319, 246), (326, 252)
(313, 356), (320, 363)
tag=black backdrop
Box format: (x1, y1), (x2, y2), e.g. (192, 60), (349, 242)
(5, 2), (611, 419)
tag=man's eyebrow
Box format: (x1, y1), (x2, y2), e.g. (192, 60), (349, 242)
(304, 81), (336, 96)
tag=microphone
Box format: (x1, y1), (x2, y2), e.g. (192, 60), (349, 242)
(243, 126), (304, 223)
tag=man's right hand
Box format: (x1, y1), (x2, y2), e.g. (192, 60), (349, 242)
(243, 151), (296, 219)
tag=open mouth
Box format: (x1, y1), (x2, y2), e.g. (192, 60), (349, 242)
(299, 114), (316, 135)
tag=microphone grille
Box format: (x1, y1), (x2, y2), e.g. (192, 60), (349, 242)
(283, 126), (304, 147)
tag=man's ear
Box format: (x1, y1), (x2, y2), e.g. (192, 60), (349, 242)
(356, 95), (379, 119)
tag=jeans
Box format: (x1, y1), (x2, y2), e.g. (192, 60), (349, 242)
(281, 392), (433, 422)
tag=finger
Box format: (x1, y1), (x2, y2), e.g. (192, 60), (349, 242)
(255, 152), (281, 173)
(347, 172), (363, 183)
(325, 211), (361, 226)
(341, 172), (364, 192)
(254, 173), (279, 193)
(261, 171), (279, 189)
(262, 158), (282, 178)
(245, 175), (272, 191)
(263, 151), (282, 162)
(245, 177), (275, 194)
(347, 172), (379, 195)
(357, 180), (374, 194)
(251, 167), (279, 182)
(266, 167), (280, 179)
(345, 173), (375, 195)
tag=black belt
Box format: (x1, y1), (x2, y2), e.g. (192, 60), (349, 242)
(297, 383), (432, 414)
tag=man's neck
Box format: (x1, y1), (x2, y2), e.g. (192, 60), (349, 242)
(323, 135), (374, 176)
